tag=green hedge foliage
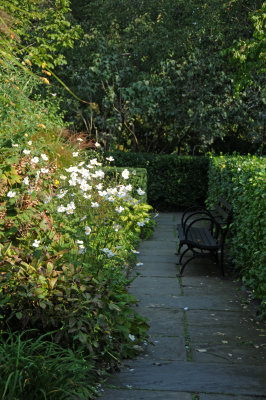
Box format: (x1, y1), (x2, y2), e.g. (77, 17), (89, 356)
(104, 152), (209, 210)
(207, 155), (266, 316)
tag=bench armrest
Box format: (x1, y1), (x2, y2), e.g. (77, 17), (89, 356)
(181, 206), (213, 229)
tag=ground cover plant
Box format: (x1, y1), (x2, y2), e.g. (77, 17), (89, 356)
(0, 62), (154, 398)
(207, 155), (266, 317)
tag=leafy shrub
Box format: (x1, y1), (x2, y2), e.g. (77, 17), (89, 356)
(104, 151), (209, 210)
(0, 331), (97, 399)
(0, 63), (153, 388)
(207, 155), (266, 316)
(0, 149), (152, 356)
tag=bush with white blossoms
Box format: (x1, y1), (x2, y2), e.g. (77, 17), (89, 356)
(0, 140), (153, 376)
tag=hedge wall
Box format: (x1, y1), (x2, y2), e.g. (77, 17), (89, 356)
(104, 152), (209, 210)
(207, 155), (266, 316)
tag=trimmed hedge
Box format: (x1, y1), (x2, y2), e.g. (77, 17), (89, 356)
(207, 155), (266, 316)
(103, 166), (148, 203)
(104, 152), (209, 210)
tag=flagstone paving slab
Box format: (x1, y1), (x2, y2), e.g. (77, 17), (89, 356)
(167, 295), (243, 311)
(131, 291), (181, 308)
(139, 240), (177, 249)
(200, 395), (266, 400)
(105, 360), (266, 396)
(135, 261), (178, 277)
(141, 335), (186, 361)
(149, 231), (177, 241)
(101, 389), (192, 399)
(187, 309), (263, 327)
(133, 307), (184, 336)
(130, 276), (181, 294)
(139, 254), (178, 263)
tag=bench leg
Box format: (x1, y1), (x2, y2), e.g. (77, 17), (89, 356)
(178, 247), (190, 265)
(176, 242), (183, 255)
(219, 251), (225, 276)
(176, 255), (195, 277)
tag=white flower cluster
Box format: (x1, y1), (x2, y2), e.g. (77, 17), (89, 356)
(102, 248), (116, 258)
(57, 201), (76, 214)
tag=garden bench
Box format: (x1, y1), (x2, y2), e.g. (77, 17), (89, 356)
(176, 198), (232, 277)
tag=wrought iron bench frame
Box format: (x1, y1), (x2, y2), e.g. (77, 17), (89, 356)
(176, 198), (232, 277)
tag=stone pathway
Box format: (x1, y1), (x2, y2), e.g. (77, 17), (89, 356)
(100, 213), (266, 400)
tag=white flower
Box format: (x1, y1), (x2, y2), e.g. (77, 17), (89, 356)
(12, 143), (19, 147)
(121, 169), (130, 179)
(128, 334), (135, 341)
(137, 221), (145, 227)
(115, 206), (124, 214)
(113, 224), (121, 231)
(95, 142), (101, 148)
(106, 156), (114, 161)
(96, 183), (103, 190)
(80, 215), (87, 221)
(80, 182), (91, 192)
(102, 248), (115, 258)
(32, 239), (40, 248)
(137, 188), (145, 195)
(83, 193), (92, 200)
(94, 170), (104, 179)
(57, 205), (66, 213)
(136, 262), (143, 266)
(66, 201), (75, 210)
(68, 179), (77, 186)
(78, 244), (86, 254)
(40, 168), (49, 174)
(91, 202), (99, 208)
(23, 149), (31, 155)
(77, 240), (84, 244)
(131, 249), (140, 254)
(27, 141), (32, 146)
(125, 184), (133, 191)
(28, 188), (34, 194)
(7, 191), (16, 198)
(60, 175), (67, 180)
(31, 157), (39, 164)
(85, 226), (92, 235)
(57, 190), (68, 199)
(73, 152), (79, 157)
(98, 190), (107, 197)
(22, 177), (29, 185)
(132, 170), (136, 175)
(90, 158), (98, 165)
(41, 154), (48, 161)
(65, 166), (78, 173)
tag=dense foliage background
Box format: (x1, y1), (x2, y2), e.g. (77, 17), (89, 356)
(1, 0), (264, 155)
